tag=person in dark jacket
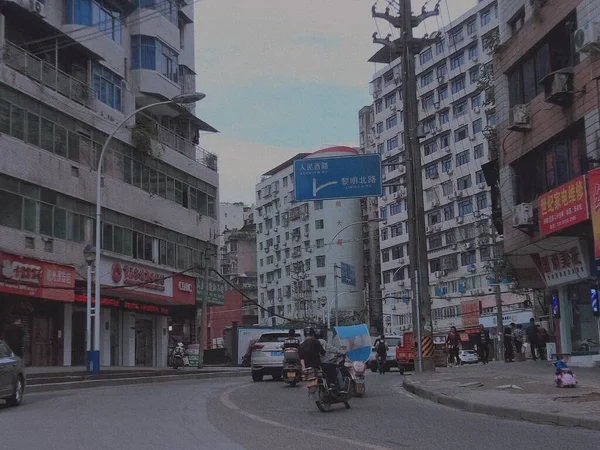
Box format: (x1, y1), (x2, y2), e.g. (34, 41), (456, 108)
(526, 318), (538, 361)
(298, 328), (325, 370)
(504, 326), (514, 362)
(476, 324), (490, 364)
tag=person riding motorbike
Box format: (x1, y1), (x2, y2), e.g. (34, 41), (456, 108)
(374, 335), (388, 373)
(298, 327), (325, 371)
(283, 329), (300, 350)
(316, 329), (347, 392)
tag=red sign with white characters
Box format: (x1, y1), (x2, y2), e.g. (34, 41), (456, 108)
(538, 176), (589, 236)
(173, 274), (195, 305)
(0, 253), (75, 302)
(99, 257), (194, 306)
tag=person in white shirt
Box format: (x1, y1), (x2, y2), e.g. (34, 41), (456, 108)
(315, 329), (346, 392)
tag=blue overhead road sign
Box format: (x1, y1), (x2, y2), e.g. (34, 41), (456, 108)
(340, 262), (356, 287)
(293, 154), (382, 201)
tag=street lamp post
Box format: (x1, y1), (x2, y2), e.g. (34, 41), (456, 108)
(93, 93), (205, 375)
(319, 296), (327, 325)
(83, 245), (95, 373)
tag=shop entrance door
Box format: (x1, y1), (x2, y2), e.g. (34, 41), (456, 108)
(135, 319), (153, 366)
(71, 311), (86, 366)
(32, 316), (54, 366)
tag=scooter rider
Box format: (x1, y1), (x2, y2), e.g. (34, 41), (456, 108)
(374, 335), (388, 373)
(298, 327), (325, 371)
(316, 329), (347, 393)
(283, 329), (300, 350)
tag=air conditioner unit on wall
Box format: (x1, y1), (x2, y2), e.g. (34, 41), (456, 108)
(512, 203), (534, 228)
(30, 0), (45, 17)
(574, 22), (600, 53)
(541, 69), (574, 106)
(508, 104), (531, 131)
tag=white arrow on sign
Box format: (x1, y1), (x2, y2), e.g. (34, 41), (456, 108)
(313, 178), (338, 197)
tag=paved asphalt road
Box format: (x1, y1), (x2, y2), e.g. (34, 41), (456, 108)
(2, 370), (600, 449)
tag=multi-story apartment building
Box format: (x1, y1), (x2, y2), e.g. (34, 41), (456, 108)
(366, 0), (531, 338)
(495, 0), (600, 362)
(0, 0), (219, 367)
(359, 105), (383, 333)
(208, 220), (258, 346)
(255, 148), (366, 327)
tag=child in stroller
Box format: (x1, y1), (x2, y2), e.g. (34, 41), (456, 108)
(554, 355), (577, 388)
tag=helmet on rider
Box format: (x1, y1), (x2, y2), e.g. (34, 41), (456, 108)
(288, 328), (296, 337)
(314, 329), (323, 340)
(304, 327), (315, 337)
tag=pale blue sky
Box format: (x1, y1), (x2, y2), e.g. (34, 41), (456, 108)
(194, 0), (478, 203)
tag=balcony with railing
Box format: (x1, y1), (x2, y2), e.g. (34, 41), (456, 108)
(2, 41), (95, 109)
(155, 124), (218, 171)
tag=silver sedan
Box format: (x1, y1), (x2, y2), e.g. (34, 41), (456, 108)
(0, 340), (25, 406)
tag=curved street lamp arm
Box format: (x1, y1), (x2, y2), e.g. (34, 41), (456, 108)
(93, 99), (176, 355)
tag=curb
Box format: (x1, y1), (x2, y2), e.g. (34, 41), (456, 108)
(402, 379), (600, 431)
(27, 371), (249, 394)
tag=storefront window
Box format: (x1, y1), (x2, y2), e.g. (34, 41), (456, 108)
(568, 283), (599, 354)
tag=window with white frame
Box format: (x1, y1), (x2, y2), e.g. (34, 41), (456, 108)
(457, 174), (472, 190)
(456, 149), (470, 166)
(458, 199), (473, 216)
(474, 144), (484, 159)
(454, 126), (468, 142)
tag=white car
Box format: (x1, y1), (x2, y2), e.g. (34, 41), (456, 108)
(459, 349), (479, 365)
(251, 332), (302, 381)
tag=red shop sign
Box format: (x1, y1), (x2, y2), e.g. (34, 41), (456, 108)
(538, 176), (589, 236)
(0, 253), (75, 302)
(172, 274), (195, 305)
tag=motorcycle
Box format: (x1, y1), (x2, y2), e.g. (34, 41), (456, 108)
(304, 363), (351, 412)
(344, 358), (366, 397)
(171, 342), (186, 369)
(282, 348), (302, 386)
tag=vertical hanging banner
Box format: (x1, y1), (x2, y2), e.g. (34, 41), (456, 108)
(588, 168), (600, 259)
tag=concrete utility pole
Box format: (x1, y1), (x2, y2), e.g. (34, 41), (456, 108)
(372, 1), (441, 372)
(491, 217), (504, 362)
(198, 248), (211, 369)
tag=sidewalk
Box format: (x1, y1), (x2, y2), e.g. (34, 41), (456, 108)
(24, 365), (251, 394)
(403, 361), (600, 431)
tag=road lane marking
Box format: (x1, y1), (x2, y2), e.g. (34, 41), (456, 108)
(220, 384), (393, 450)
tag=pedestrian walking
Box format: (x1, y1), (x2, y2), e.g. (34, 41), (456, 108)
(504, 326), (514, 362)
(513, 324), (524, 354)
(526, 318), (538, 361)
(537, 325), (549, 360)
(446, 326), (461, 367)
(476, 324), (490, 364)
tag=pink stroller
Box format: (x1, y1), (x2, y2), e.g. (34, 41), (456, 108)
(554, 361), (577, 388)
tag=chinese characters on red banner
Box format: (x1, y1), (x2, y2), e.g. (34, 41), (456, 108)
(538, 176), (588, 235)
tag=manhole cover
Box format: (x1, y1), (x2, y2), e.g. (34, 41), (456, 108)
(555, 392), (600, 403)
